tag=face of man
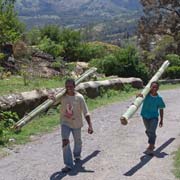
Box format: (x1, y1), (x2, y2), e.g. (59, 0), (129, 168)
(150, 83), (159, 95)
(65, 82), (75, 95)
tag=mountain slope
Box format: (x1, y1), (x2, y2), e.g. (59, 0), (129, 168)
(15, 0), (141, 28)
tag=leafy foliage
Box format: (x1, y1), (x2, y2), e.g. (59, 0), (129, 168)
(164, 54), (180, 79)
(90, 46), (149, 83)
(138, 0), (180, 53)
(0, 52), (5, 60)
(38, 36), (64, 57)
(60, 29), (81, 61)
(165, 66), (180, 79)
(25, 27), (41, 45)
(75, 41), (119, 62)
(0, 111), (19, 144)
(0, 0), (24, 46)
(138, 0), (180, 74)
(26, 26), (82, 60)
(166, 54), (180, 66)
(39, 25), (61, 43)
(174, 147), (180, 178)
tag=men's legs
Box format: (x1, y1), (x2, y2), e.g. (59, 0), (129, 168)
(61, 125), (73, 169)
(143, 119), (151, 141)
(72, 128), (82, 160)
(148, 118), (158, 146)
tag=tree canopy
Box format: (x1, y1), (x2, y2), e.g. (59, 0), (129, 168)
(138, 0), (180, 53)
(0, 0), (24, 47)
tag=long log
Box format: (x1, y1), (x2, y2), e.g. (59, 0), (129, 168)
(13, 67), (97, 130)
(120, 60), (170, 125)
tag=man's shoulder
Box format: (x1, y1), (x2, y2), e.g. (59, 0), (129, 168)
(75, 92), (84, 99)
(157, 93), (164, 99)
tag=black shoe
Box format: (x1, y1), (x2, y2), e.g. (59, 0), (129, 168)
(61, 166), (72, 173)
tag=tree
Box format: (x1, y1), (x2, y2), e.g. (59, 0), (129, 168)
(0, 0), (24, 47)
(39, 25), (61, 44)
(60, 29), (81, 61)
(90, 46), (149, 82)
(138, 0), (180, 53)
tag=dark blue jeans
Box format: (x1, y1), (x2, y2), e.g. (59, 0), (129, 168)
(143, 118), (158, 145)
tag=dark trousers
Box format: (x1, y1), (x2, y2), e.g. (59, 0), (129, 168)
(143, 118), (158, 145)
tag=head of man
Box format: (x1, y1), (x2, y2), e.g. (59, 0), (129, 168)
(65, 78), (75, 95)
(150, 81), (159, 95)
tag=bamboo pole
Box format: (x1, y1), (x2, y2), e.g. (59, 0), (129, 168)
(120, 60), (170, 125)
(13, 67), (97, 130)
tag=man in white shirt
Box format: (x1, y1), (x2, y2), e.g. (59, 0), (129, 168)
(51, 78), (93, 173)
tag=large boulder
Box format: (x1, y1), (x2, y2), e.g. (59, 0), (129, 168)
(76, 77), (143, 98)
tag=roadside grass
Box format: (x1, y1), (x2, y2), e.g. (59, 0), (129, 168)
(159, 83), (180, 90)
(0, 76), (65, 95)
(7, 112), (60, 145)
(0, 148), (9, 159)
(174, 148), (180, 178)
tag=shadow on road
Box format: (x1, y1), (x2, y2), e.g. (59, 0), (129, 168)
(124, 137), (175, 176)
(50, 150), (100, 180)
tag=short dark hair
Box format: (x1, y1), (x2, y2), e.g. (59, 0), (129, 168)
(65, 78), (75, 87)
(150, 81), (159, 87)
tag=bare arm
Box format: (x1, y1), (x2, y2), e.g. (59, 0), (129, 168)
(159, 109), (164, 127)
(85, 115), (93, 134)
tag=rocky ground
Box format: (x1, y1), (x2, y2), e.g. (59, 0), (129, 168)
(0, 88), (180, 180)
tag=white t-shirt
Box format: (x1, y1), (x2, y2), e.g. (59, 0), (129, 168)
(60, 92), (90, 129)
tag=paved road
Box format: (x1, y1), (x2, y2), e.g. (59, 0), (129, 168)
(0, 88), (180, 180)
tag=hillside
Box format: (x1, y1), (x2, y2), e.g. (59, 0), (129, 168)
(15, 0), (141, 44)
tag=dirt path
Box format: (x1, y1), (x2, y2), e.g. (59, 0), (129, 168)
(0, 88), (180, 180)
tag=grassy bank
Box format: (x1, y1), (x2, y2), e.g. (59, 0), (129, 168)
(174, 147), (180, 178)
(0, 76), (65, 96)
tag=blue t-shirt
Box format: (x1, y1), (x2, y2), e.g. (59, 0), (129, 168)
(141, 93), (165, 119)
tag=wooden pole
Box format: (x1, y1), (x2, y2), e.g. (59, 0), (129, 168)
(13, 67), (97, 130)
(120, 60), (170, 125)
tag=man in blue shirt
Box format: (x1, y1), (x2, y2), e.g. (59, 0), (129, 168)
(139, 81), (165, 154)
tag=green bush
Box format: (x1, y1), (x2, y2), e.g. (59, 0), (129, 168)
(75, 41), (120, 62)
(25, 28), (41, 45)
(154, 35), (177, 59)
(51, 57), (66, 72)
(163, 54), (180, 79)
(0, 0), (25, 46)
(0, 111), (19, 144)
(90, 46), (149, 83)
(165, 66), (180, 79)
(0, 53), (5, 61)
(60, 29), (81, 61)
(166, 54), (180, 66)
(38, 37), (64, 57)
(75, 43), (107, 62)
(122, 84), (135, 92)
(40, 25), (61, 43)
